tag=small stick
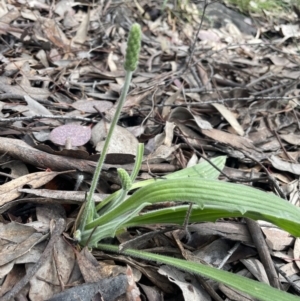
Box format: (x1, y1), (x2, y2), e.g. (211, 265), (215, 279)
(246, 218), (281, 289)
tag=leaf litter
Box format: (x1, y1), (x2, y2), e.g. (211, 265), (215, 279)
(0, 0), (299, 300)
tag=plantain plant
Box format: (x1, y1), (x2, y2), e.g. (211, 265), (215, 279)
(76, 23), (300, 301)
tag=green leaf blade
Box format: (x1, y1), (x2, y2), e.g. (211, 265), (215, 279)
(97, 244), (300, 301)
(88, 178), (300, 237)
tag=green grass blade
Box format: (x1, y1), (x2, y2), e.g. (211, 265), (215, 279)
(97, 244), (300, 301)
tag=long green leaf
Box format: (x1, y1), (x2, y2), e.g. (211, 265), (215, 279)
(81, 202), (151, 246)
(87, 178), (300, 237)
(97, 244), (300, 301)
(165, 156), (226, 180)
(95, 156), (227, 212)
(96, 143), (144, 212)
(122, 205), (240, 228)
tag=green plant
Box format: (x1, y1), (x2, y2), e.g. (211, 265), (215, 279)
(76, 23), (300, 301)
(98, 244), (300, 301)
(75, 23), (142, 239)
(226, 0), (291, 14)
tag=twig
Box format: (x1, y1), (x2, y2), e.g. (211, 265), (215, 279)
(238, 149), (286, 199)
(183, 0), (208, 72)
(176, 134), (268, 183)
(218, 242), (240, 270)
(272, 129), (295, 162)
(196, 275), (224, 301)
(274, 264), (300, 295)
(246, 218), (281, 289)
(0, 93), (25, 100)
(154, 96), (300, 107)
(0, 115), (99, 123)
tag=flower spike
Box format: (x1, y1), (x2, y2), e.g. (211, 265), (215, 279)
(124, 23), (141, 72)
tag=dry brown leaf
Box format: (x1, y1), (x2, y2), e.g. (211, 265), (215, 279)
(71, 100), (113, 113)
(76, 248), (105, 282)
(72, 8), (90, 45)
(0, 77), (51, 101)
(0, 222), (36, 244)
(293, 238), (300, 270)
(280, 133), (300, 145)
(194, 239), (233, 266)
(169, 107), (212, 130)
(107, 51), (118, 72)
(262, 228), (294, 251)
(39, 17), (71, 50)
(146, 144), (179, 164)
(29, 235), (75, 300)
(0, 8), (20, 24)
(0, 171), (64, 208)
(240, 258), (269, 284)
(46, 276), (128, 301)
(276, 24), (299, 38)
(158, 265), (210, 301)
(162, 89), (182, 120)
(189, 222), (252, 243)
(91, 120), (139, 164)
(0, 265), (26, 298)
(212, 103), (244, 136)
(0, 261), (15, 281)
(269, 155), (300, 175)
(126, 265), (142, 301)
(19, 188), (108, 205)
(280, 262), (300, 278)
(201, 128), (256, 151)
(198, 29), (221, 42)
(219, 283), (254, 301)
(164, 121), (175, 147)
(0, 232), (46, 266)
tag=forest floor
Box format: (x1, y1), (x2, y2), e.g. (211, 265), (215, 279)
(0, 1), (300, 300)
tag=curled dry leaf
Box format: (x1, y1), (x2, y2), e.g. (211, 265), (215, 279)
(0, 171), (65, 213)
(212, 103), (244, 136)
(91, 120), (139, 163)
(269, 155), (300, 175)
(158, 265), (210, 301)
(0, 231), (46, 267)
(71, 100), (113, 113)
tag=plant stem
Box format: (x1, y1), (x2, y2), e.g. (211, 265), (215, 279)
(77, 23), (141, 238)
(80, 71), (133, 230)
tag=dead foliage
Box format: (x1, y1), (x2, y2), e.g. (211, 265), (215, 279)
(0, 0), (299, 300)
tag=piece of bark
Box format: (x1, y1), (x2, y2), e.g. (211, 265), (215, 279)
(0, 138), (179, 175)
(0, 138), (97, 174)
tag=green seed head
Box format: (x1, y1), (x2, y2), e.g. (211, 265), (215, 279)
(117, 168), (132, 191)
(124, 23), (141, 72)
